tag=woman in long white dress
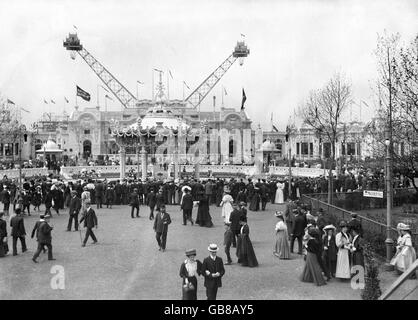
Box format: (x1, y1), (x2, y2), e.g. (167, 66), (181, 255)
(275, 181), (285, 204)
(335, 221), (352, 280)
(220, 191), (234, 224)
(390, 223), (417, 273)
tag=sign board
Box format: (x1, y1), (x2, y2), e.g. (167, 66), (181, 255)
(363, 190), (384, 198)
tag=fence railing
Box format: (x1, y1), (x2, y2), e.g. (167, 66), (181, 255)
(301, 194), (418, 255)
(304, 188), (418, 211)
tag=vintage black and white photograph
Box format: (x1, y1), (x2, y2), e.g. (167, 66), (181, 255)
(0, 0), (417, 303)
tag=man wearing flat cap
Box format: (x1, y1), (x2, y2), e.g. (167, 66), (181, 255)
(201, 243), (225, 300)
(68, 190), (81, 231)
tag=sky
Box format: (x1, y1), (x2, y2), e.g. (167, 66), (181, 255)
(0, 0), (417, 129)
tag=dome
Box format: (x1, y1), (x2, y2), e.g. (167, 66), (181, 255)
(36, 139), (63, 153)
(130, 105), (189, 131)
(258, 140), (277, 152)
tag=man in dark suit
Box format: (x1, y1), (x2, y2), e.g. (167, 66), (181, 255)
(0, 212), (8, 257)
(180, 188), (193, 225)
(290, 211), (306, 255)
(202, 243), (225, 300)
(80, 201), (98, 247)
(67, 190), (81, 231)
(10, 208), (27, 256)
(146, 190), (157, 220)
(32, 214), (55, 262)
(155, 189), (165, 211)
(31, 214), (47, 254)
(95, 180), (104, 209)
(129, 188), (140, 218)
(153, 204), (171, 252)
(228, 203), (242, 248)
(1, 187), (11, 216)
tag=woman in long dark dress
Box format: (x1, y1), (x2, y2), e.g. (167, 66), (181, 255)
(300, 228), (326, 286)
(195, 194), (213, 227)
(249, 187), (260, 212)
(236, 217), (258, 267)
(179, 249), (202, 300)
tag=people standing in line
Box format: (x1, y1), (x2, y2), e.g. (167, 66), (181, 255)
(273, 211), (290, 259)
(322, 225), (338, 281)
(223, 222), (234, 265)
(290, 209), (306, 255)
(153, 204), (171, 252)
(335, 221), (352, 280)
(10, 208), (27, 256)
(146, 189), (156, 220)
(390, 223), (417, 274)
(80, 201), (98, 247)
(220, 190), (234, 224)
(129, 188), (140, 218)
(300, 228), (326, 286)
(236, 216), (258, 267)
(228, 203), (242, 248)
(67, 190), (81, 232)
(179, 249), (202, 300)
(180, 188), (194, 226)
(201, 244), (225, 300)
(32, 214), (55, 263)
(0, 212), (8, 257)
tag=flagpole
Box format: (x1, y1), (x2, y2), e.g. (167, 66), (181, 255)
(105, 96), (107, 113)
(222, 86), (224, 108)
(152, 69), (155, 102)
(182, 82), (185, 101)
(167, 71), (170, 101)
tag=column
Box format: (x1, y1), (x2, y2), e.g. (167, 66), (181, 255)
(174, 143), (179, 180)
(119, 145), (126, 180)
(195, 162), (200, 180)
(141, 147), (147, 181)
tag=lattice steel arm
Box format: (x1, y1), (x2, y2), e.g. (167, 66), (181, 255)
(77, 48), (138, 108)
(186, 54), (237, 109)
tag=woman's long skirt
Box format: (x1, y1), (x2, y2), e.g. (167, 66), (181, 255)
(335, 248), (351, 279)
(300, 252), (326, 286)
(274, 230), (290, 259)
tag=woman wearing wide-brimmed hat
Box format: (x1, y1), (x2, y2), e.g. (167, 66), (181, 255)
(236, 216), (258, 267)
(273, 211), (290, 259)
(322, 224), (337, 280)
(179, 248), (202, 300)
(335, 221), (352, 280)
(390, 223), (417, 274)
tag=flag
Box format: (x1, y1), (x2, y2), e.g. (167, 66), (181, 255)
(169, 70), (173, 79)
(76, 85), (91, 101)
(64, 96), (69, 103)
(101, 85), (109, 93)
(241, 88), (247, 110)
(73, 25), (77, 30)
(105, 94), (113, 101)
(272, 125), (279, 132)
(154, 68), (163, 73)
(21, 107), (30, 113)
(241, 33), (246, 37)
(183, 81), (190, 90)
(43, 99), (48, 104)
(50, 99), (56, 104)
(7, 99), (15, 105)
(223, 87), (227, 95)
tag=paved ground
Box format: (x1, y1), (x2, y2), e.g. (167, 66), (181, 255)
(0, 203), (362, 300)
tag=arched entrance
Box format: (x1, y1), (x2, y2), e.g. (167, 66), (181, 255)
(83, 140), (92, 159)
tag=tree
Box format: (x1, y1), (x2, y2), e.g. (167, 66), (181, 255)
(299, 72), (352, 204)
(368, 32), (418, 195)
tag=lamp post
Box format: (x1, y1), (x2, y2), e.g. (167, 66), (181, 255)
(384, 132), (394, 270)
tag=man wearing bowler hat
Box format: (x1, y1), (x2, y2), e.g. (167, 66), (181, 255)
(201, 243), (225, 300)
(32, 214), (55, 263)
(153, 204), (171, 252)
(68, 190), (81, 231)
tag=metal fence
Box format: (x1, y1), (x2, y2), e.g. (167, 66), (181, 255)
(303, 188), (417, 211)
(301, 194), (418, 256)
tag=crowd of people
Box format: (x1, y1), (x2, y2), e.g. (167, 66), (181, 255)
(0, 171), (416, 300)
